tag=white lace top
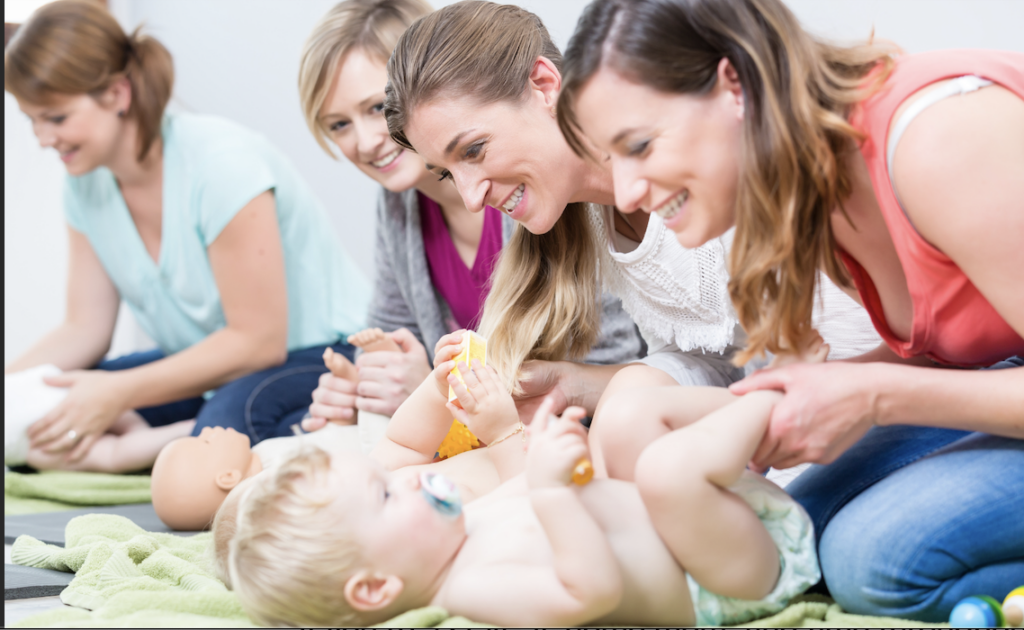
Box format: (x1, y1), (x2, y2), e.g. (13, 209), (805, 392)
(588, 206), (739, 356)
(588, 205), (881, 360)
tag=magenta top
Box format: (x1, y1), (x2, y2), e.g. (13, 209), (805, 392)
(419, 193), (504, 330)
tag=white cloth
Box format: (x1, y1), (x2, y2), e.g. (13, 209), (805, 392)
(813, 274), (881, 360)
(250, 411), (390, 470)
(589, 206), (739, 356)
(4, 365), (68, 467)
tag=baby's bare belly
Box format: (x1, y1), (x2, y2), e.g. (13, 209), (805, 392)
(582, 480), (694, 626)
(463, 478), (695, 626)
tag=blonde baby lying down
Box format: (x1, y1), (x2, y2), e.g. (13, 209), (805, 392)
(223, 343), (825, 627)
(210, 330), (516, 585)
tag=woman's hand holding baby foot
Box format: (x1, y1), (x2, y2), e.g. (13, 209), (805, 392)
(526, 401), (591, 489)
(446, 359), (519, 444)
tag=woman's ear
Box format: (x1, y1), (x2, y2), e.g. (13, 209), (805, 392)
(344, 570), (405, 612)
(528, 55), (563, 111)
(715, 57), (745, 119)
(101, 75), (133, 116)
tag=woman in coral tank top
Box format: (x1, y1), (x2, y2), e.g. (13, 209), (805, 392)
(559, 0), (1023, 622)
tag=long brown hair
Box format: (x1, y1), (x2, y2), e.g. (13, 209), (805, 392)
(558, 0), (896, 363)
(4, 0), (174, 161)
(384, 1), (601, 392)
(298, 0), (433, 157)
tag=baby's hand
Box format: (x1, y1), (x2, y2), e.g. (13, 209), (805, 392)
(526, 399), (590, 489)
(445, 360), (518, 444)
(430, 330), (466, 399)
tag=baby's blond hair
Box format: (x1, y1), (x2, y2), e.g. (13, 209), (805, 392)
(228, 448), (368, 627)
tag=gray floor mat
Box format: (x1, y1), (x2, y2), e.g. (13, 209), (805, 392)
(4, 564), (74, 600)
(4, 503), (201, 546)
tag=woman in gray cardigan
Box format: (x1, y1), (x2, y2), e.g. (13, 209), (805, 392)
(298, 0), (642, 423)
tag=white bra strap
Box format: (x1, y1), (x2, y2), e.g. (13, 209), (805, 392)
(886, 75), (993, 218)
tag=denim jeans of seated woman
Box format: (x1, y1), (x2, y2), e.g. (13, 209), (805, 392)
(786, 356), (1024, 622)
(96, 341), (356, 443)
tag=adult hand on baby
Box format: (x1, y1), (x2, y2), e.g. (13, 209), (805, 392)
(28, 369), (129, 462)
(354, 328), (431, 416)
(514, 360), (572, 425)
(729, 361), (877, 472)
(525, 399), (590, 489)
(305, 371), (358, 431)
(446, 359), (519, 444)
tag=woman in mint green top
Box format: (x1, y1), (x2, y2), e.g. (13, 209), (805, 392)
(5, 0), (369, 462)
(63, 112), (369, 356)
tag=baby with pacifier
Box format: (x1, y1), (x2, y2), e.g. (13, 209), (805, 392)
(221, 339), (828, 627)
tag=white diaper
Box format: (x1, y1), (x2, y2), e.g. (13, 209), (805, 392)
(5, 365), (69, 466)
(687, 472), (820, 626)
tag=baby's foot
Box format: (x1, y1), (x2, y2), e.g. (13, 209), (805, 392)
(323, 347), (358, 380)
(347, 328), (401, 353)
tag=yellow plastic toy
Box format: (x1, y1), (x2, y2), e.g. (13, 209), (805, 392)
(438, 331), (487, 460)
(448, 331), (488, 407)
(1005, 586), (1024, 627)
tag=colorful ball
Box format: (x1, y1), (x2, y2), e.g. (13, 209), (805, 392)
(949, 595), (1004, 628)
(1004, 586), (1024, 627)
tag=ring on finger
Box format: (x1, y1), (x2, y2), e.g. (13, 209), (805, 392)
(67, 429), (78, 442)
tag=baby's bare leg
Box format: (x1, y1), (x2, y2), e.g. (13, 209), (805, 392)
(26, 418), (196, 473)
(589, 364), (681, 478)
(347, 328), (401, 354)
(592, 385), (737, 480)
(634, 391), (783, 601)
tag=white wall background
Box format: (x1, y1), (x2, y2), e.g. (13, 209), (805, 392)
(6, 0), (1024, 364)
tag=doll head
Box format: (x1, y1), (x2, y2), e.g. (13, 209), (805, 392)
(151, 426), (263, 530)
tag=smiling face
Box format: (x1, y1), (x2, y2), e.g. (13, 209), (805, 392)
(16, 84), (130, 176)
(402, 58), (597, 234)
(320, 48), (428, 193)
(573, 60), (745, 248)
(328, 455), (466, 587)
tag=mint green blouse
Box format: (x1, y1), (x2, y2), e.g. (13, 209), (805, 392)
(64, 113), (370, 355)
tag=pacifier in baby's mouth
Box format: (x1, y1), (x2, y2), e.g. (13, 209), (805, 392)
(419, 471), (462, 517)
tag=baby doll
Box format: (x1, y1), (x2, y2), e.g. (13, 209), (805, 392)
(226, 348), (823, 627)
(168, 331), (506, 532)
(5, 364), (194, 472)
(151, 422), (367, 530)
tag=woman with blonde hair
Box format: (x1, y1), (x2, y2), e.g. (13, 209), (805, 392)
(557, 0), (1023, 620)
(297, 0), (643, 427)
(382, 0), (877, 467)
(4, 0), (370, 461)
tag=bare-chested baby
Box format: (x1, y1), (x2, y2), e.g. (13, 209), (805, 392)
(223, 335), (825, 627)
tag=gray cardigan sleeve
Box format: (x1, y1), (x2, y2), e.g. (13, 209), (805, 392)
(365, 190), (423, 343)
(364, 189), (452, 359)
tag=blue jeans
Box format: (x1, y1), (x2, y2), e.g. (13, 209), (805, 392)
(787, 356), (1024, 621)
(97, 341), (355, 443)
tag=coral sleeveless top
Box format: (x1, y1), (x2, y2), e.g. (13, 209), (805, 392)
(843, 49), (1024, 367)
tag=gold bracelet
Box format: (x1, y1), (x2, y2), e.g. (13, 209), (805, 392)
(487, 422), (525, 448)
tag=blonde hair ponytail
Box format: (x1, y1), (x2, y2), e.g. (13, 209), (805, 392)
(385, 1), (602, 389)
(477, 204), (600, 394)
